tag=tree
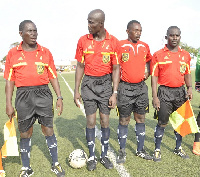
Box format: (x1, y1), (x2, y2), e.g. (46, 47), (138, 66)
(180, 42), (199, 57)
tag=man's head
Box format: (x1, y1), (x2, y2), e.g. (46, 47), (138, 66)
(87, 9), (105, 35)
(19, 20), (38, 46)
(165, 26), (181, 48)
(126, 20), (142, 43)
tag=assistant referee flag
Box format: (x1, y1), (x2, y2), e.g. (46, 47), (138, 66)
(169, 100), (199, 137)
(0, 150), (5, 177)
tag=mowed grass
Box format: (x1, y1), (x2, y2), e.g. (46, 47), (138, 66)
(0, 71), (200, 177)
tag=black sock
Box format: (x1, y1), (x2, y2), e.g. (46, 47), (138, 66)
(101, 127), (110, 157)
(20, 138), (31, 168)
(135, 123), (145, 151)
(117, 124), (128, 149)
(86, 127), (95, 158)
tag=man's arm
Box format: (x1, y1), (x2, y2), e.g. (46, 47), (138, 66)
(50, 78), (63, 116)
(108, 64), (120, 109)
(144, 61), (150, 80)
(184, 74), (193, 100)
(5, 80), (15, 122)
(74, 61), (85, 108)
(151, 75), (160, 111)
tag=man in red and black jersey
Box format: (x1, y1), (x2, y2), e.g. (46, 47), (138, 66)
(74, 9), (120, 171)
(4, 20), (65, 177)
(116, 20), (152, 164)
(151, 26), (192, 162)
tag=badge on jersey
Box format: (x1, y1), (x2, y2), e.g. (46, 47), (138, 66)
(37, 65), (45, 74)
(180, 64), (186, 73)
(103, 54), (110, 64)
(122, 53), (129, 62)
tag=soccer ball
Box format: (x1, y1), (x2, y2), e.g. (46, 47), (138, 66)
(68, 149), (88, 169)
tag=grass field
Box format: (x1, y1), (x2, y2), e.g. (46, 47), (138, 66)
(0, 71), (200, 177)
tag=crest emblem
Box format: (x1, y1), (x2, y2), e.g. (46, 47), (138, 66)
(37, 65), (45, 74)
(103, 54), (110, 64)
(122, 53), (129, 62)
(180, 64), (186, 73)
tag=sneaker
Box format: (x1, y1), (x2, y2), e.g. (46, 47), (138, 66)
(153, 149), (161, 162)
(51, 162), (65, 177)
(87, 156), (97, 171)
(193, 142), (200, 155)
(136, 149), (153, 160)
(174, 146), (189, 159)
(19, 167), (34, 177)
(100, 156), (113, 169)
(116, 148), (126, 164)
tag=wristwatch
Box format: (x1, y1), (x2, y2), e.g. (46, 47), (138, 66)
(57, 96), (63, 100)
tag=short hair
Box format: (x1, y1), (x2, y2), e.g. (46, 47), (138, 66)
(89, 9), (105, 22)
(127, 20), (140, 29)
(19, 20), (34, 31)
(167, 26), (181, 35)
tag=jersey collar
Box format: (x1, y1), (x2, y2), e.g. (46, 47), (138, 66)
(163, 44), (182, 52)
(87, 29), (111, 40)
(16, 41), (42, 51)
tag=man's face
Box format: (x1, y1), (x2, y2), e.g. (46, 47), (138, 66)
(166, 28), (181, 48)
(127, 23), (142, 43)
(87, 15), (101, 35)
(20, 23), (38, 45)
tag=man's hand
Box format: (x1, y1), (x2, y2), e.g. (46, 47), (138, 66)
(186, 87), (193, 101)
(6, 104), (15, 122)
(152, 96), (160, 111)
(56, 99), (63, 116)
(108, 94), (117, 109)
(74, 92), (82, 108)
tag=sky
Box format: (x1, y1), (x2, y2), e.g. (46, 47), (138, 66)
(0, 0), (200, 65)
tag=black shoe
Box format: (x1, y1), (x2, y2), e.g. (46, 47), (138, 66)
(19, 167), (34, 177)
(116, 148), (126, 164)
(174, 146), (189, 159)
(51, 162), (65, 177)
(153, 149), (161, 162)
(100, 156), (113, 169)
(136, 149), (153, 160)
(87, 156), (97, 171)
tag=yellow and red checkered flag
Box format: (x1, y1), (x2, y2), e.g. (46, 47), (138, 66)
(1, 118), (19, 158)
(169, 100), (199, 137)
(0, 150), (5, 177)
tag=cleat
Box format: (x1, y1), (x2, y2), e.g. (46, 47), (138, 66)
(136, 149), (153, 160)
(19, 167), (34, 177)
(153, 149), (161, 162)
(174, 146), (189, 159)
(51, 162), (65, 177)
(116, 148), (126, 164)
(100, 156), (113, 169)
(87, 156), (97, 171)
(193, 142), (200, 155)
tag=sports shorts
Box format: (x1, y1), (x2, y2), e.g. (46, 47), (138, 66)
(117, 80), (149, 118)
(81, 74), (112, 116)
(15, 85), (54, 133)
(157, 85), (187, 125)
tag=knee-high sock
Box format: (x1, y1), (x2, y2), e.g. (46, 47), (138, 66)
(46, 134), (58, 166)
(20, 138), (31, 168)
(117, 124), (128, 149)
(174, 131), (182, 149)
(101, 127), (110, 157)
(154, 124), (165, 150)
(194, 133), (200, 142)
(86, 127), (95, 158)
(135, 123), (145, 151)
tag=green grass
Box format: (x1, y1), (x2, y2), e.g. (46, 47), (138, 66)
(0, 71), (200, 177)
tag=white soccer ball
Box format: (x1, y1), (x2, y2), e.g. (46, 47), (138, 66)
(68, 149), (88, 169)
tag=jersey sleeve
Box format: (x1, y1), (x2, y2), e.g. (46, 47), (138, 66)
(150, 53), (159, 76)
(4, 50), (15, 81)
(47, 50), (57, 79)
(111, 38), (121, 65)
(185, 52), (191, 75)
(145, 44), (152, 63)
(75, 38), (84, 63)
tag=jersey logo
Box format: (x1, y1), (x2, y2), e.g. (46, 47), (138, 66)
(18, 57), (23, 60)
(180, 64), (186, 73)
(182, 56), (184, 60)
(102, 54), (110, 64)
(40, 56), (43, 60)
(106, 45), (109, 49)
(88, 45), (92, 49)
(164, 56), (169, 59)
(122, 53), (129, 62)
(37, 65), (45, 75)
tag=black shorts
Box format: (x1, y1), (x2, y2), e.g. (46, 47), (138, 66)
(117, 81), (149, 117)
(157, 85), (187, 125)
(81, 74), (112, 116)
(15, 85), (54, 133)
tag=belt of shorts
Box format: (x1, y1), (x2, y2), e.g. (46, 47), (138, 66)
(17, 84), (49, 90)
(120, 80), (144, 86)
(159, 85), (184, 90)
(85, 73), (112, 80)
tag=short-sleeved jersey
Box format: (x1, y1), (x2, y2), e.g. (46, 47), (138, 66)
(151, 45), (191, 87)
(119, 40), (152, 83)
(75, 29), (120, 76)
(4, 42), (57, 87)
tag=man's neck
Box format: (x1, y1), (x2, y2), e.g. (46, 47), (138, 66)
(22, 42), (37, 51)
(167, 44), (179, 52)
(93, 29), (106, 41)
